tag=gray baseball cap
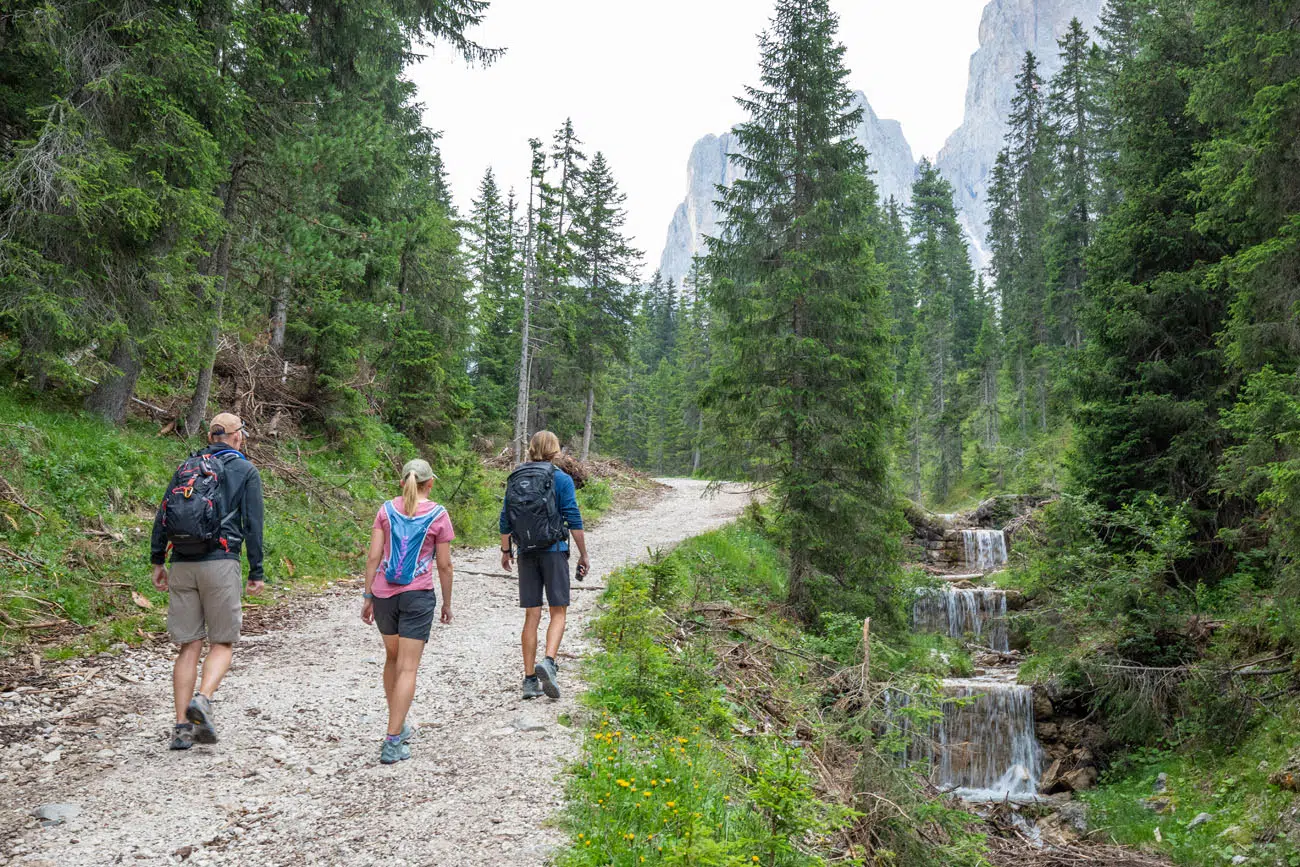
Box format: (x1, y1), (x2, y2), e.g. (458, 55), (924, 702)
(401, 458), (436, 483)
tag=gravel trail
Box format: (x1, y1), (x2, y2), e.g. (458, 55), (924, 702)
(0, 478), (751, 867)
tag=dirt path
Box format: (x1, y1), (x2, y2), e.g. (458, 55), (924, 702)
(0, 479), (751, 867)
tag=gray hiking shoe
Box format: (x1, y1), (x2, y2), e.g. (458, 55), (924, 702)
(186, 694), (218, 744)
(169, 723), (194, 751)
(522, 675), (543, 700)
(398, 722), (414, 744)
(535, 657), (561, 699)
(380, 738), (411, 765)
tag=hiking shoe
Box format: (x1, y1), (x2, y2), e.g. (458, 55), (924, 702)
(535, 657), (561, 699)
(522, 675), (543, 700)
(398, 722), (414, 744)
(186, 694), (218, 744)
(170, 723), (194, 751)
(380, 738), (411, 765)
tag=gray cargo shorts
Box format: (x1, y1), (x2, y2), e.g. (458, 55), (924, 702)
(167, 559), (243, 645)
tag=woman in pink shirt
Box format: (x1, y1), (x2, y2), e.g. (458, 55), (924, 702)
(361, 458), (454, 764)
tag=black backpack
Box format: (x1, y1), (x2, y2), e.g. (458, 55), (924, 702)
(161, 450), (238, 556)
(505, 461), (567, 554)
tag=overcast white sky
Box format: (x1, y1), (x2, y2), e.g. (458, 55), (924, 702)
(411, 0), (986, 273)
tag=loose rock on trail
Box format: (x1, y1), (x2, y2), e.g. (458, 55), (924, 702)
(0, 478), (751, 866)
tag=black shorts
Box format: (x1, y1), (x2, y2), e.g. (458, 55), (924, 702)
(518, 551), (570, 609)
(372, 589), (437, 641)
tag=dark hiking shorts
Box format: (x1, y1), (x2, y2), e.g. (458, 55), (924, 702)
(372, 589), (437, 641)
(518, 551), (570, 609)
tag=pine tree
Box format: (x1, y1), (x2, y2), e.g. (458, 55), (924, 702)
(876, 196), (915, 377)
(908, 160), (974, 503)
(467, 168), (521, 429)
(569, 151), (640, 460)
(706, 0), (898, 610)
(1045, 18), (1102, 351)
(989, 52), (1052, 437)
(1072, 0), (1227, 547)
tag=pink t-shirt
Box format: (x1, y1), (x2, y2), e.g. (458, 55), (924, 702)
(371, 499), (455, 598)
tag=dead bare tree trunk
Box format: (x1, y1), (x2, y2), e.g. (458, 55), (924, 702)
(691, 411), (703, 473)
(270, 243), (291, 353)
(580, 380), (595, 461)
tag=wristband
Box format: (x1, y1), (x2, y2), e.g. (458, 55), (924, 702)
(362, 592), (374, 600)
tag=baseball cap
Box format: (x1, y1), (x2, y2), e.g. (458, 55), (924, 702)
(401, 458), (436, 483)
(209, 412), (245, 437)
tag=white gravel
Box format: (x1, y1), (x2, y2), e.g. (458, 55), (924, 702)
(0, 479), (751, 866)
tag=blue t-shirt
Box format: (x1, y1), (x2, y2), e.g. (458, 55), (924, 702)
(499, 466), (583, 552)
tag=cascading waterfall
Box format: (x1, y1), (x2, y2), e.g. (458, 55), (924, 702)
(912, 588), (1009, 652)
(894, 671), (1042, 801)
(962, 529), (1008, 572)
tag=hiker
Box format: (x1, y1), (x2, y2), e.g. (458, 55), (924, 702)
(150, 412), (264, 751)
(360, 459), (454, 764)
(500, 431), (589, 701)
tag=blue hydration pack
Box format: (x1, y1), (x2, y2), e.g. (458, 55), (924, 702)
(382, 501), (446, 586)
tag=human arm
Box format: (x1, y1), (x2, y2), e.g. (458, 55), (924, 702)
(361, 524), (384, 625)
(150, 497), (168, 589)
(499, 499), (513, 571)
(571, 529), (589, 579)
(242, 468), (265, 594)
(435, 541), (453, 624)
(555, 472), (588, 576)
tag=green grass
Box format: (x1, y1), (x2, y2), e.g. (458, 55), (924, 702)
(556, 523), (853, 867)
(1082, 704), (1300, 867)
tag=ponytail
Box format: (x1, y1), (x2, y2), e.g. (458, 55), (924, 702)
(401, 472), (420, 517)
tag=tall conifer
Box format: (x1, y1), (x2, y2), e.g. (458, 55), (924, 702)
(706, 0), (897, 610)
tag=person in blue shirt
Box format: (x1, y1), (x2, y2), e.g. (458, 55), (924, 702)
(500, 431), (590, 700)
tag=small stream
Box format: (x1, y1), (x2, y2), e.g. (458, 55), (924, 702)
(903, 526), (1043, 802)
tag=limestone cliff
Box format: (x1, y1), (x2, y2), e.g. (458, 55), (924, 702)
(935, 0), (1104, 266)
(657, 92), (915, 287)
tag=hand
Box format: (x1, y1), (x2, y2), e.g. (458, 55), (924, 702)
(577, 554), (590, 581)
(501, 551), (513, 572)
(152, 565), (169, 592)
(361, 599), (374, 625)
(440, 604), (453, 625)
(246, 580), (265, 596)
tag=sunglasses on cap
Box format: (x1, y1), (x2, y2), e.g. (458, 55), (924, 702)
(210, 424), (250, 437)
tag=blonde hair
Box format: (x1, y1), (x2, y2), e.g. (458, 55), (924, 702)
(527, 430), (562, 463)
(401, 472), (422, 517)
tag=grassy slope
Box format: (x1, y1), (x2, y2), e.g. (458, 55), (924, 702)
(0, 388), (612, 657)
(1081, 707), (1300, 867)
(555, 522), (985, 867)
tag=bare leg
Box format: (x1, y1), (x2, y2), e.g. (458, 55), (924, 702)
(544, 606), (567, 660)
(382, 633), (400, 706)
(173, 641), (203, 723)
(521, 607), (542, 675)
(198, 643), (233, 698)
(386, 637), (425, 736)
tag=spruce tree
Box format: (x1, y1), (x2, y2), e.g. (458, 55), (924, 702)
(908, 160), (974, 503)
(989, 52), (1052, 436)
(569, 151), (640, 460)
(467, 168), (521, 429)
(706, 0), (898, 610)
(1046, 18), (1102, 351)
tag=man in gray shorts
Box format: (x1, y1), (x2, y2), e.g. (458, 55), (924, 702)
(150, 412), (265, 750)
